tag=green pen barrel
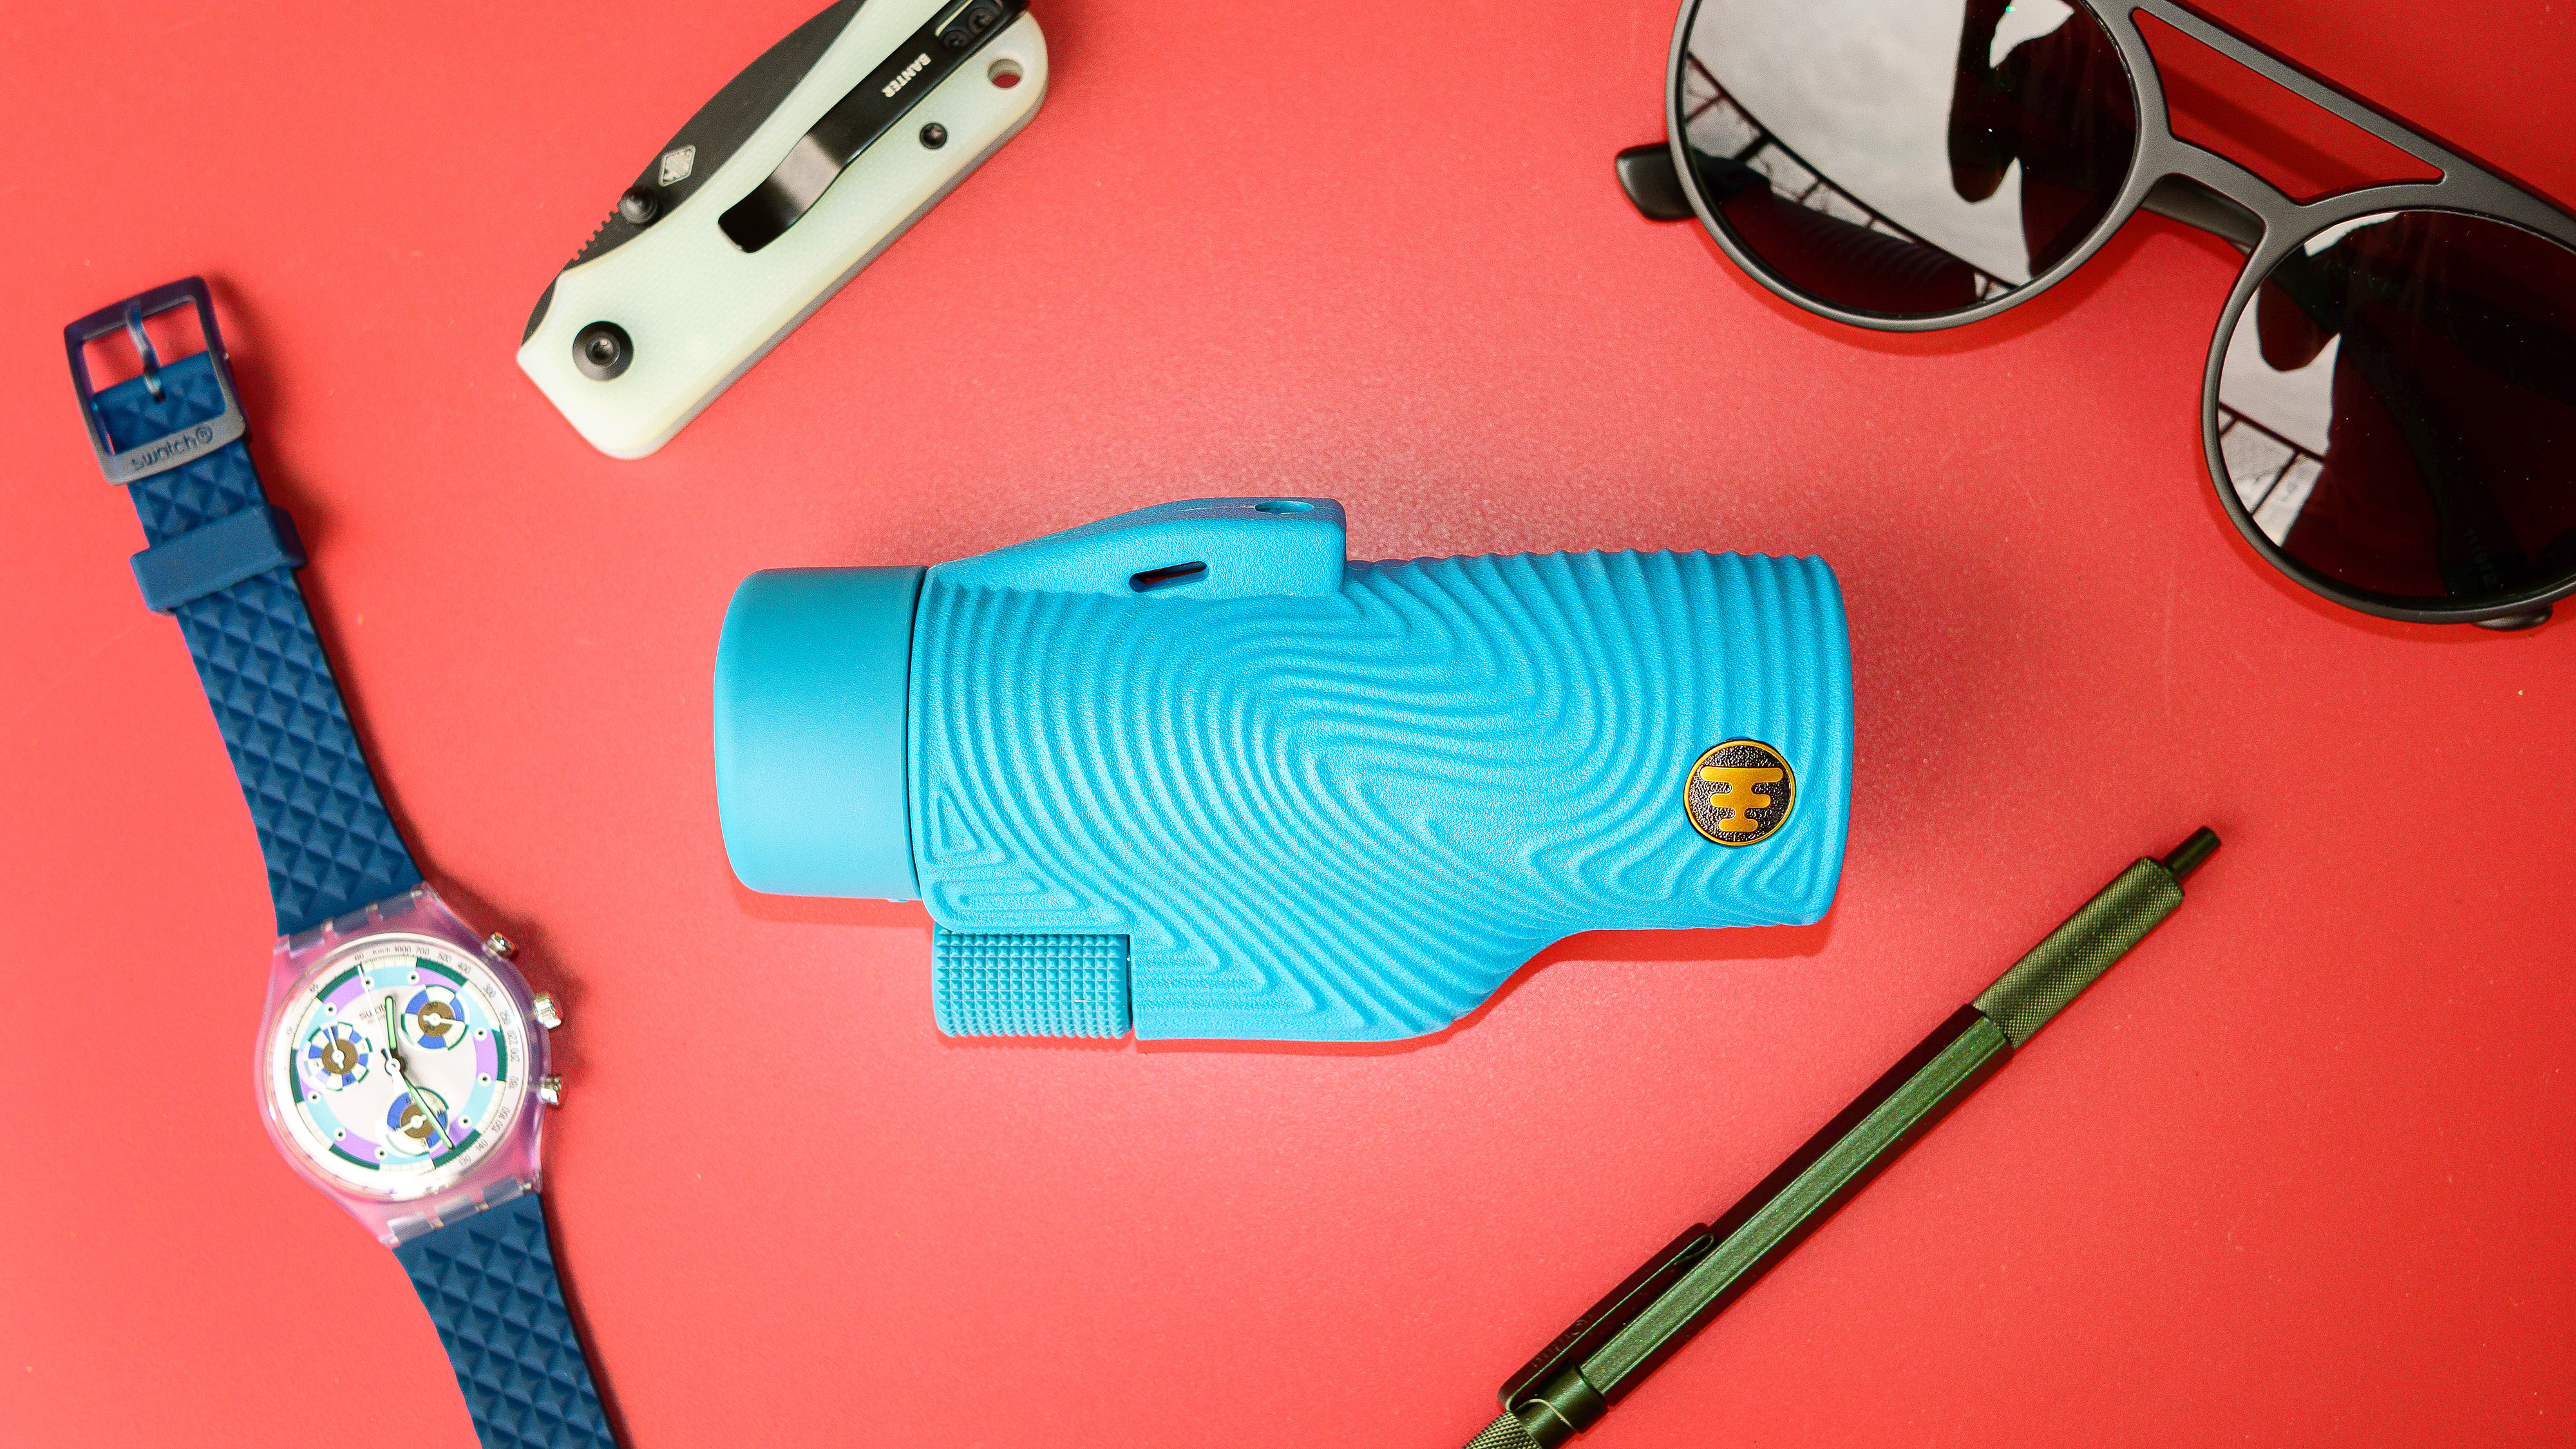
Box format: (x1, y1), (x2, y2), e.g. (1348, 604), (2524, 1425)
(1472, 829), (2219, 1449)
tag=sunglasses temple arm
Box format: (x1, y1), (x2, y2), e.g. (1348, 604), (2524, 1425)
(1617, 144), (1701, 223)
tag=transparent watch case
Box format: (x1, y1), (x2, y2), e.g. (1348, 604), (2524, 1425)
(254, 884), (551, 1246)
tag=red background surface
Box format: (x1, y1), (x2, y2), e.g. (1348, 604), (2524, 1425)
(5, 1), (2573, 1444)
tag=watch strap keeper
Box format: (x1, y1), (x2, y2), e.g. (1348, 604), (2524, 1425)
(129, 502), (306, 612)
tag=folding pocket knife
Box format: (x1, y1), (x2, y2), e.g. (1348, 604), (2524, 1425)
(519, 0), (1047, 458)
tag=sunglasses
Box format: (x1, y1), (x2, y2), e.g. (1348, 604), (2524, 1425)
(1619, 0), (2576, 630)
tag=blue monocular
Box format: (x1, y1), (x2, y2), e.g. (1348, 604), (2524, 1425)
(713, 498), (1853, 1041)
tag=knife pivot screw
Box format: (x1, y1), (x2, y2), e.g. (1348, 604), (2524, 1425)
(616, 186), (659, 226)
(573, 321), (633, 381)
(920, 122), (949, 149)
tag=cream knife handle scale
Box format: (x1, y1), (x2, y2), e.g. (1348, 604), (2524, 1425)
(518, 2), (1048, 459)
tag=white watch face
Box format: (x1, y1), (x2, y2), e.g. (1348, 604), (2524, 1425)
(266, 934), (532, 1200)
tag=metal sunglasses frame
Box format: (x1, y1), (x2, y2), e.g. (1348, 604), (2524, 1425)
(1663, 0), (2576, 628)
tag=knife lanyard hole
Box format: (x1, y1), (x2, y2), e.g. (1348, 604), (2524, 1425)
(987, 57), (1023, 89)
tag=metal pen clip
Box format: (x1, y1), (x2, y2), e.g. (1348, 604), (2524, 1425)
(1495, 1225), (1718, 1443)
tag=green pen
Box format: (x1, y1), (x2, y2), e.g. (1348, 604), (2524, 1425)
(1463, 828), (2222, 1449)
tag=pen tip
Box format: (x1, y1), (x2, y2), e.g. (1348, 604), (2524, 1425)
(2161, 826), (2221, 883)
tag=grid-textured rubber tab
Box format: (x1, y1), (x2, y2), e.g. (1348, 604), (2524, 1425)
(931, 928), (1130, 1037)
(90, 352), (421, 936)
(393, 1193), (618, 1449)
(1973, 858), (2183, 1046)
(1463, 1410), (1546, 1449)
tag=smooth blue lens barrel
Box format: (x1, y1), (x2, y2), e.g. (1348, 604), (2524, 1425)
(713, 565), (923, 900)
(714, 499), (1855, 1041)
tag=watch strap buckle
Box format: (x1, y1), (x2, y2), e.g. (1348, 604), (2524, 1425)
(63, 276), (249, 485)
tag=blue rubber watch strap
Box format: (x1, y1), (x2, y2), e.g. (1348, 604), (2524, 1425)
(90, 352), (422, 936)
(394, 1193), (620, 1449)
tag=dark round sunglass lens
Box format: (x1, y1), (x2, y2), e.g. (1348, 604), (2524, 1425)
(2215, 210), (2576, 609)
(1679, 0), (2140, 318)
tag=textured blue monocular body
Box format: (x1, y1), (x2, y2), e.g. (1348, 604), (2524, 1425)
(713, 498), (1853, 1042)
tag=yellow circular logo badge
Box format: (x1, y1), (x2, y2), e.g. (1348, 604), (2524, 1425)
(1684, 739), (1795, 846)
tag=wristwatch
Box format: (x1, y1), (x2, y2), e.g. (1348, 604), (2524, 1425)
(66, 278), (622, 1449)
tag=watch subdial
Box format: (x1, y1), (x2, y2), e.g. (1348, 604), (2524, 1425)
(402, 985), (468, 1051)
(384, 1086), (455, 1158)
(301, 1022), (372, 1091)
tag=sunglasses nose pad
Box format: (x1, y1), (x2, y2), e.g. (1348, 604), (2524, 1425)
(1616, 144), (1696, 222)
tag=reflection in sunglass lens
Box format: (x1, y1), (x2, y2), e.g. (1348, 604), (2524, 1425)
(2216, 211), (2576, 607)
(1680, 0), (2140, 317)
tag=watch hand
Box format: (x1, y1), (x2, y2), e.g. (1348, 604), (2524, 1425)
(382, 992), (452, 1153)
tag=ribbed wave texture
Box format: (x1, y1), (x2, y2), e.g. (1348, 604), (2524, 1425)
(933, 928), (1130, 1037)
(910, 550), (1852, 1041)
